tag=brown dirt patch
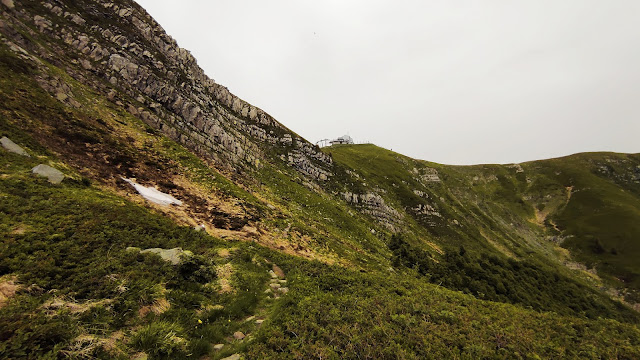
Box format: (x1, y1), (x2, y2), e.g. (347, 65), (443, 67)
(0, 275), (20, 308)
(11, 224), (29, 235)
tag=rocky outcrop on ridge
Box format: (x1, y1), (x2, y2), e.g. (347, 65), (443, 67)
(0, 0), (332, 181)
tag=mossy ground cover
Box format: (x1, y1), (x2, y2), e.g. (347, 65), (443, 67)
(248, 258), (640, 359)
(0, 148), (279, 359)
(1, 147), (638, 359)
(544, 155), (640, 290)
(514, 153), (640, 299)
(255, 163), (391, 268)
(2, 133), (639, 358)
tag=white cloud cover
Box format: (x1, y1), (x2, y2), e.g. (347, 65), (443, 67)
(135, 0), (640, 164)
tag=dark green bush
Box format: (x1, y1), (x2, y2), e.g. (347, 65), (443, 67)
(389, 234), (639, 323)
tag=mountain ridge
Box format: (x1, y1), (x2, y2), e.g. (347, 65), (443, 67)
(1, 0), (640, 358)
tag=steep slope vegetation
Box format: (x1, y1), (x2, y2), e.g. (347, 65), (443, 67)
(1, 0), (639, 358)
(328, 145), (640, 311)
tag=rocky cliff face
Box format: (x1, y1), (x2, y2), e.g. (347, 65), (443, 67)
(0, 0), (332, 180)
(341, 191), (402, 230)
(0, 0), (420, 233)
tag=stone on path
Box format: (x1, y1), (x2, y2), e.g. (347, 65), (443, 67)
(233, 331), (245, 340)
(1, 136), (29, 156)
(221, 354), (241, 360)
(272, 264), (285, 279)
(131, 353), (148, 360)
(32, 164), (64, 184)
(213, 343), (224, 350)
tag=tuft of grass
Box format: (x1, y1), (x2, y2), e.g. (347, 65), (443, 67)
(130, 321), (186, 359)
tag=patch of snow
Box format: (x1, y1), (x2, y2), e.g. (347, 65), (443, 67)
(121, 178), (182, 206)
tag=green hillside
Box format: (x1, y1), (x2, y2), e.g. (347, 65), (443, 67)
(1, 0), (640, 358)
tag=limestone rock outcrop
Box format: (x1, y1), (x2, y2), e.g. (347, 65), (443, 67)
(341, 191), (402, 230)
(1, 0), (333, 182)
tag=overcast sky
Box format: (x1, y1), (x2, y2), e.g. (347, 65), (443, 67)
(135, 0), (640, 165)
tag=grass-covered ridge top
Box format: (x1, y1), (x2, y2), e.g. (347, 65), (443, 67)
(328, 144), (640, 305)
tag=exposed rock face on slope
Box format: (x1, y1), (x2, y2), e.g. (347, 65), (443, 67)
(341, 191), (402, 230)
(1, 0), (332, 181)
(0, 0), (417, 233)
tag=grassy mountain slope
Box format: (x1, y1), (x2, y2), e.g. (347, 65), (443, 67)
(1, 0), (640, 358)
(328, 145), (640, 310)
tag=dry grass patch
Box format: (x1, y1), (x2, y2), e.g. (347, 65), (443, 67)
(61, 331), (125, 359)
(139, 297), (171, 318)
(217, 247), (232, 258)
(0, 275), (20, 309)
(41, 296), (112, 315)
(216, 263), (234, 293)
(10, 224), (30, 235)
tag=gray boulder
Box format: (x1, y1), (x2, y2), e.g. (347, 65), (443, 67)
(32, 164), (64, 184)
(1, 137), (29, 157)
(139, 247), (192, 265)
(1, 0), (14, 9)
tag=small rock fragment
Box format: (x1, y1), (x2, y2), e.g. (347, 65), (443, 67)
(221, 354), (241, 360)
(213, 343), (224, 350)
(131, 353), (148, 360)
(55, 92), (68, 101)
(233, 331), (245, 340)
(32, 164), (64, 184)
(1, 137), (29, 157)
(1, 0), (15, 9)
(272, 265), (285, 279)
